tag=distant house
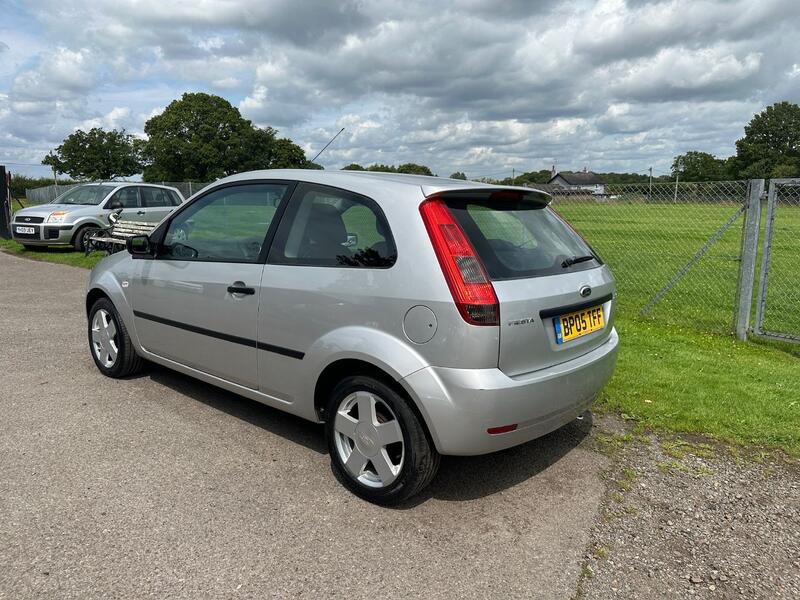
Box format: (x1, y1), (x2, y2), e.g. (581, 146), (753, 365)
(548, 171), (605, 195)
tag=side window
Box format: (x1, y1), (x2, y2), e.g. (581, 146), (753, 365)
(168, 190), (183, 206)
(160, 183), (290, 263)
(108, 187), (139, 209)
(141, 187), (171, 208)
(269, 183), (396, 268)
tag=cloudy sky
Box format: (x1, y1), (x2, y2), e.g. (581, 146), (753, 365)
(1, 0), (799, 179)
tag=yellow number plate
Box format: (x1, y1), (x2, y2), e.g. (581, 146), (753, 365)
(554, 305), (605, 344)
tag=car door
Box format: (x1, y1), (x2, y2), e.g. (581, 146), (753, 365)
(257, 182), (398, 405)
(139, 186), (177, 223)
(103, 186), (141, 220)
(130, 181), (294, 389)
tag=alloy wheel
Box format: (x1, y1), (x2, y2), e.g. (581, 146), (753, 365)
(333, 391), (405, 488)
(91, 308), (118, 368)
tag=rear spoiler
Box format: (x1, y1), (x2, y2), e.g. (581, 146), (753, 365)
(421, 185), (552, 206)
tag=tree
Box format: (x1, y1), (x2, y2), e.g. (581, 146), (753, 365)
(140, 92), (314, 181)
(396, 163), (434, 176)
(450, 171), (467, 180)
(732, 101), (800, 178)
(670, 151), (728, 181)
(340, 162), (435, 175)
(42, 128), (141, 180)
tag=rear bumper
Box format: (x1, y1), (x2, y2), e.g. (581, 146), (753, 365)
(402, 327), (619, 455)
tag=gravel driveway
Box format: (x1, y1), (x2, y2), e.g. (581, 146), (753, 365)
(0, 251), (608, 599)
(2, 251), (797, 599)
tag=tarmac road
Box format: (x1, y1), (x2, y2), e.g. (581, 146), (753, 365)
(0, 250), (608, 599)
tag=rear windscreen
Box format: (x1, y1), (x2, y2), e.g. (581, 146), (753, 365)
(444, 197), (601, 280)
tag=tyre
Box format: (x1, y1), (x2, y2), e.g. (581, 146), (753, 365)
(325, 375), (440, 505)
(21, 244), (38, 251)
(73, 225), (99, 252)
(88, 297), (145, 378)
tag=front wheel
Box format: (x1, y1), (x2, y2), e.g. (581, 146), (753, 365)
(88, 298), (144, 378)
(73, 225), (100, 252)
(325, 375), (440, 505)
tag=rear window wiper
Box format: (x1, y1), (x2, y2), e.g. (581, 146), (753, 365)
(561, 254), (596, 268)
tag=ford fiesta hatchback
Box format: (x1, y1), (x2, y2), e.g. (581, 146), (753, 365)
(85, 170), (619, 504)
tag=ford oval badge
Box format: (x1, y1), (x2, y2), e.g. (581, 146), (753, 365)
(579, 285), (592, 298)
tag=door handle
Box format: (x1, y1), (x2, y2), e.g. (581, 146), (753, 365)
(227, 285), (255, 295)
(137, 210), (146, 215)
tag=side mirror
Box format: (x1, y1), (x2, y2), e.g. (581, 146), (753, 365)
(127, 235), (151, 257)
(344, 233), (359, 248)
(108, 200), (123, 210)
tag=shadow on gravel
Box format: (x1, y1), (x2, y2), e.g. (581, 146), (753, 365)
(145, 362), (592, 504)
(404, 416), (593, 507)
(147, 363), (327, 455)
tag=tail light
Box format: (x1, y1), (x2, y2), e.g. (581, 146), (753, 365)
(419, 198), (499, 326)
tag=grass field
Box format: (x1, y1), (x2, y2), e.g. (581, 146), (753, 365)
(555, 199), (800, 339)
(601, 317), (800, 457)
(2, 196), (799, 456)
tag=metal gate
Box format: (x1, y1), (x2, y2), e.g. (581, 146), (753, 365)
(753, 179), (800, 343)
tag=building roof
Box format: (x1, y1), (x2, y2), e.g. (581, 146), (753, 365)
(548, 171), (604, 185)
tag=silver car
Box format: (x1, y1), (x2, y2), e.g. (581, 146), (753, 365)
(85, 170), (619, 504)
(12, 182), (183, 251)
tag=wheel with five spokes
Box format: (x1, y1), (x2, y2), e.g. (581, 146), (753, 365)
(326, 375), (440, 505)
(88, 297), (144, 378)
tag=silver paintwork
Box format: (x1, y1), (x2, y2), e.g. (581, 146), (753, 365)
(333, 391), (404, 488)
(91, 308), (118, 368)
(12, 182), (183, 247)
(87, 169), (619, 456)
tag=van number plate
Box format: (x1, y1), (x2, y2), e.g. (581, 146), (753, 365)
(15, 226), (35, 234)
(554, 306), (605, 344)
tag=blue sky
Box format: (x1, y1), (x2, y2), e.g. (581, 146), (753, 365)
(1, 0), (800, 179)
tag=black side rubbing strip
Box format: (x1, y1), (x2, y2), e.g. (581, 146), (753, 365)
(539, 293), (614, 319)
(133, 311), (304, 359)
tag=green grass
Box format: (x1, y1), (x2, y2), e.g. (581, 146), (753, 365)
(600, 317), (800, 457)
(0, 237), (105, 269)
(556, 199), (800, 337)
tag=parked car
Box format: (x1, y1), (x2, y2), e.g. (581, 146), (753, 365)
(12, 182), (184, 251)
(85, 170), (619, 504)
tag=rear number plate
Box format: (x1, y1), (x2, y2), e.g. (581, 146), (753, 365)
(15, 226), (35, 234)
(554, 306), (605, 344)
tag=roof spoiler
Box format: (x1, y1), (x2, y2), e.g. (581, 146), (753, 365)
(423, 186), (552, 206)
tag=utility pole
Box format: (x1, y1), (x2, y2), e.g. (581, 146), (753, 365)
(673, 166), (680, 203)
(512, 168), (515, 185)
(648, 166), (653, 202)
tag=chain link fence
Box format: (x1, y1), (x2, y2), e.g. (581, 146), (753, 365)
(23, 181), (213, 206)
(754, 180), (800, 342)
(534, 180), (752, 334)
(20, 175), (780, 338)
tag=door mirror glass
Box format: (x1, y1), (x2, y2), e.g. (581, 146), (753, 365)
(127, 235), (151, 256)
(107, 200), (123, 210)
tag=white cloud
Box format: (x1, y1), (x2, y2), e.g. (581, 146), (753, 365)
(2, 0), (800, 177)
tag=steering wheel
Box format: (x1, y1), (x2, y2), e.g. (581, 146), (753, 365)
(237, 239), (262, 260)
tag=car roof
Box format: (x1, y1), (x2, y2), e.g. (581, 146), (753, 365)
(215, 169), (549, 202)
(79, 182), (175, 189)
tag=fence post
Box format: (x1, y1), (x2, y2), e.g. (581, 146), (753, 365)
(734, 179), (764, 340)
(0, 166), (11, 239)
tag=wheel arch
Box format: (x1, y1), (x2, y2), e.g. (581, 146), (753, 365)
(312, 357), (441, 452)
(70, 219), (104, 246)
